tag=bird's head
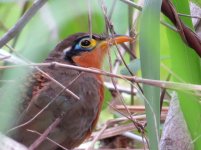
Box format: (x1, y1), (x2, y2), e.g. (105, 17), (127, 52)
(50, 33), (132, 69)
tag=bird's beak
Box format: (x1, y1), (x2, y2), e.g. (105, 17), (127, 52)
(100, 35), (133, 48)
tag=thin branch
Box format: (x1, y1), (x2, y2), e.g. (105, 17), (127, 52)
(178, 13), (201, 19)
(128, 0), (135, 105)
(5, 45), (80, 100)
(27, 129), (68, 150)
(87, 0), (92, 39)
(108, 102), (142, 127)
(35, 68), (80, 100)
(108, 0), (117, 20)
(104, 82), (137, 94)
(119, 0), (142, 11)
(28, 117), (62, 150)
(91, 115), (147, 140)
(92, 123), (137, 140)
(12, 1), (30, 48)
(1, 62), (201, 92)
(119, 0), (179, 32)
(123, 132), (146, 143)
(100, 0), (143, 94)
(87, 123), (109, 150)
(115, 105), (169, 115)
(161, 63), (185, 83)
(99, 1), (145, 133)
(160, 20), (178, 31)
(7, 72), (82, 133)
(7, 88), (66, 133)
(100, 0), (144, 132)
(160, 74), (171, 114)
(0, 0), (48, 48)
(109, 46), (144, 132)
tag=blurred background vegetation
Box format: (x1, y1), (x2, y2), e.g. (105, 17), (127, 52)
(0, 0), (201, 149)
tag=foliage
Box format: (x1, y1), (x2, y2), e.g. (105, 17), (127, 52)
(0, 0), (201, 149)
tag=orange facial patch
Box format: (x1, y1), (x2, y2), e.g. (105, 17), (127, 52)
(72, 44), (108, 69)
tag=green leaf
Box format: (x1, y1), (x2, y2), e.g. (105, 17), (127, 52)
(162, 0), (201, 149)
(139, 0), (162, 149)
(120, 58), (141, 75)
(102, 87), (112, 110)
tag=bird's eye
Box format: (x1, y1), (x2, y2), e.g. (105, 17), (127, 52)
(81, 40), (91, 47)
(79, 38), (96, 49)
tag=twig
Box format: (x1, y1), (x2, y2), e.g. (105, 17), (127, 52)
(160, 20), (178, 31)
(100, 0), (143, 94)
(27, 129), (68, 150)
(7, 72), (82, 133)
(178, 13), (201, 19)
(161, 63), (185, 83)
(87, 123), (109, 150)
(0, 0), (48, 48)
(92, 123), (137, 140)
(99, 0), (110, 34)
(99, 0), (134, 123)
(87, 0), (92, 39)
(108, 0), (117, 20)
(99, 0), (145, 134)
(5, 44), (79, 100)
(108, 102), (141, 126)
(12, 1), (30, 48)
(123, 132), (146, 143)
(120, 43), (136, 59)
(115, 105), (169, 115)
(119, 0), (184, 32)
(160, 74), (171, 114)
(28, 117), (62, 150)
(104, 82), (137, 94)
(91, 115), (147, 140)
(112, 44), (126, 74)
(119, 0), (142, 11)
(7, 88), (66, 133)
(109, 47), (144, 132)
(128, 0), (135, 105)
(35, 68), (79, 100)
(1, 62), (201, 92)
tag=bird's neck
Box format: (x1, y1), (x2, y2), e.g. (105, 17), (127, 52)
(72, 46), (108, 70)
(72, 46), (107, 101)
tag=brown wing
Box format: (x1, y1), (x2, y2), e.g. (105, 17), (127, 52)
(9, 64), (103, 150)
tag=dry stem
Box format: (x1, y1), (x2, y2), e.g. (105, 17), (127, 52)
(1, 62), (201, 93)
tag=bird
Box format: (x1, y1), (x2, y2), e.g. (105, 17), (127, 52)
(8, 32), (132, 150)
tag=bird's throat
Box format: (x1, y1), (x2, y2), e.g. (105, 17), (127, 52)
(72, 47), (108, 69)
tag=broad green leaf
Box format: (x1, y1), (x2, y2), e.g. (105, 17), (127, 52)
(139, 0), (162, 149)
(162, 0), (201, 149)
